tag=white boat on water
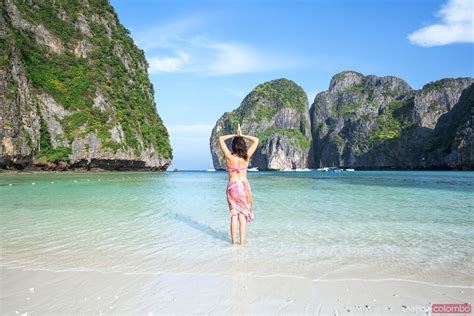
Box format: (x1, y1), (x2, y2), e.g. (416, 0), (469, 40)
(248, 167), (259, 172)
(317, 167), (345, 172)
(278, 168), (312, 172)
(345, 168), (355, 172)
(206, 158), (216, 172)
(316, 160), (328, 172)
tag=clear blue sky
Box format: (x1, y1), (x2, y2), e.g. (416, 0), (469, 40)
(110, 0), (474, 170)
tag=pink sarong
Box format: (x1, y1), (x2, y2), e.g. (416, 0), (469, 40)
(226, 180), (255, 222)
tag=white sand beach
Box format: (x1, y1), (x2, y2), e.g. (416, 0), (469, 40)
(1, 263), (472, 314)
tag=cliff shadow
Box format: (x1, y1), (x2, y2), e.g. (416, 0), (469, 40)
(345, 125), (434, 170)
(171, 212), (230, 243)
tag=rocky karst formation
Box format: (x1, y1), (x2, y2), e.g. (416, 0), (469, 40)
(309, 71), (473, 170)
(423, 84), (474, 168)
(210, 79), (312, 170)
(211, 71), (473, 170)
(0, 0), (172, 171)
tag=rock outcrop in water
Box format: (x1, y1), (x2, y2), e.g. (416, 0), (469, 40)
(309, 71), (474, 170)
(210, 71), (473, 170)
(210, 79), (312, 170)
(0, 0), (172, 171)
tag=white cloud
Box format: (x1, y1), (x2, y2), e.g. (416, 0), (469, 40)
(148, 51), (190, 73)
(205, 42), (266, 75)
(135, 18), (301, 75)
(136, 17), (202, 51)
(408, 0), (474, 47)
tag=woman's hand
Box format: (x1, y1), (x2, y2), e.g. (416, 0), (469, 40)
(237, 123), (242, 136)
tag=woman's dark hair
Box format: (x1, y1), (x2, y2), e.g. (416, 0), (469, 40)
(231, 136), (248, 160)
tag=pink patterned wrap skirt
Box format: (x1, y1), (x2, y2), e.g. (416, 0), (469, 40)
(226, 180), (255, 222)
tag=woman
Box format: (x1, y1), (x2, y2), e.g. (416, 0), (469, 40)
(218, 124), (259, 245)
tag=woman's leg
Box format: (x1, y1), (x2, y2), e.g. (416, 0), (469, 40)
(238, 213), (246, 245)
(230, 213), (238, 244)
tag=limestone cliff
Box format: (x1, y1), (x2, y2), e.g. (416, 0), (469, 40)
(309, 71), (473, 169)
(423, 85), (474, 169)
(210, 79), (311, 170)
(0, 0), (172, 171)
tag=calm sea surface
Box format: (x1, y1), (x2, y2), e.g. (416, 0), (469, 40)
(1, 171), (473, 286)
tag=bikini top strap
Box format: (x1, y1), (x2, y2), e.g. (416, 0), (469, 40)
(226, 165), (248, 173)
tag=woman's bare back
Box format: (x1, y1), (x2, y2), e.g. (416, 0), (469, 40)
(226, 154), (249, 182)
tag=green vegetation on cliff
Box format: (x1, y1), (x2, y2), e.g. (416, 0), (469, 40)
(256, 127), (310, 150)
(332, 70), (363, 82)
(351, 97), (415, 156)
(5, 0), (172, 160)
(37, 117), (71, 161)
(13, 0), (83, 43)
(367, 97), (414, 146)
(225, 112), (241, 131)
(337, 102), (359, 115)
(210, 78), (311, 170)
(421, 78), (469, 95)
(238, 79), (308, 120)
(222, 79), (310, 148)
(253, 79), (308, 113)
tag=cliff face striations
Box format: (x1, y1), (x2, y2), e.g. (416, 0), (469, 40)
(210, 71), (473, 171)
(423, 85), (474, 169)
(0, 0), (172, 171)
(210, 79), (312, 170)
(309, 71), (473, 170)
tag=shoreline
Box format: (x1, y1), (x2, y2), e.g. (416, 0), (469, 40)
(1, 266), (472, 314)
(2, 168), (473, 174)
(0, 168), (168, 174)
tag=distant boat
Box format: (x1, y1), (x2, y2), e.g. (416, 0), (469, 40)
(317, 166), (349, 172)
(295, 168), (311, 172)
(207, 157), (216, 172)
(278, 167), (312, 172)
(316, 160), (328, 172)
(248, 167), (259, 172)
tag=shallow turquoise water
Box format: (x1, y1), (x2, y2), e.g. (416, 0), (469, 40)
(1, 171), (473, 285)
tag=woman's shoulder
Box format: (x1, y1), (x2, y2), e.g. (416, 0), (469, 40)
(226, 154), (236, 163)
(226, 154), (248, 165)
(241, 156), (250, 165)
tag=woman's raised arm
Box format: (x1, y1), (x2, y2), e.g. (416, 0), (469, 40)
(241, 134), (259, 159)
(218, 134), (235, 159)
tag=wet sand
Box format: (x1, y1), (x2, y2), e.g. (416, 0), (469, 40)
(2, 266), (472, 315)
